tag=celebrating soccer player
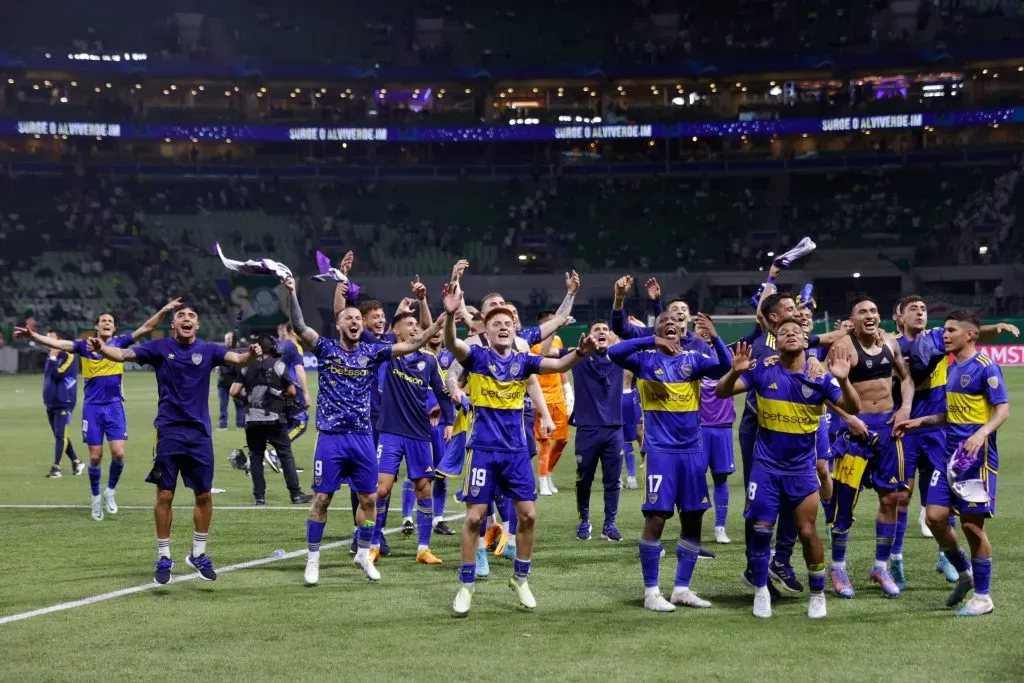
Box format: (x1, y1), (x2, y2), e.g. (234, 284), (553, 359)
(897, 310), (1009, 617)
(88, 302), (262, 584)
(443, 281), (594, 616)
(39, 330), (85, 478)
(284, 276), (441, 586)
(16, 299), (181, 520)
(608, 312), (731, 612)
(717, 321), (861, 618)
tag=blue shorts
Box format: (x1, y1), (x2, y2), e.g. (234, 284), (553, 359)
(702, 425), (735, 474)
(901, 427), (945, 480)
(313, 432), (377, 495)
(82, 402), (128, 446)
(622, 391), (641, 442)
(523, 407), (537, 458)
(377, 432), (434, 480)
(744, 463), (820, 523)
(815, 418), (831, 461)
(436, 431), (468, 478)
(430, 423), (447, 468)
(926, 443), (998, 517)
(462, 448), (537, 504)
(642, 448), (711, 516)
(147, 425), (214, 493)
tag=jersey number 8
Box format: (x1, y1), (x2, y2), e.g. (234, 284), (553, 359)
(747, 483), (757, 501)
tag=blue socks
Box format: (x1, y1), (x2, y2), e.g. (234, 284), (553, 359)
(831, 529), (849, 564)
(973, 556), (992, 595)
(875, 521), (896, 563)
(674, 537), (700, 589)
(638, 538), (661, 588)
(713, 479), (729, 528)
(624, 442), (636, 478)
(942, 546), (972, 574)
(749, 525), (773, 588)
(373, 499), (388, 545)
(513, 557), (531, 581)
(306, 519), (325, 553)
(603, 482), (619, 529)
(459, 563), (475, 585)
(88, 464), (101, 496)
(357, 521), (376, 550)
(892, 508), (908, 557)
(416, 498), (432, 548)
(432, 479), (446, 519)
(401, 480), (415, 520)
(108, 458), (124, 490)
(808, 563), (826, 593)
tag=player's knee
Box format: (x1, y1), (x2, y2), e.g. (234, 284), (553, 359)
(155, 488), (175, 505)
(925, 507), (949, 530)
(195, 491), (213, 506)
(517, 507), (537, 530)
(464, 507), (486, 529)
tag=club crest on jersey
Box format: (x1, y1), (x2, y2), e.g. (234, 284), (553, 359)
(988, 376), (999, 389)
(680, 364), (692, 380)
(865, 359), (873, 369)
(961, 374), (971, 388)
(191, 353), (203, 365)
(312, 475), (322, 488)
(511, 361), (521, 376)
(416, 360), (426, 371)
(648, 492), (658, 504)
(357, 356), (369, 367)
(470, 486), (481, 497)
(801, 384), (814, 399)
(576, 454), (583, 464)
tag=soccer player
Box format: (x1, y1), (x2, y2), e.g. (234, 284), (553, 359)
(562, 320), (625, 541)
(371, 311), (453, 565)
(533, 311), (573, 496)
(285, 277), (439, 586)
(696, 321), (736, 544)
(827, 297), (913, 599)
(897, 310), (1008, 616)
(89, 303), (261, 584)
(41, 330), (84, 478)
(609, 312), (731, 612)
(610, 276), (711, 355)
(444, 283), (594, 616)
(717, 322), (861, 618)
(16, 299), (180, 520)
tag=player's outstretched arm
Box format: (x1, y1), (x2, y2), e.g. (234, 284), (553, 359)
(607, 335), (657, 366)
(332, 251), (354, 319)
(284, 277), (319, 347)
(980, 322), (1020, 341)
(411, 275), (433, 330)
(88, 338), (135, 363)
(715, 341), (752, 397)
(15, 327), (75, 352)
(224, 343), (263, 368)
(442, 282), (472, 362)
(537, 333), (595, 374)
(130, 298), (182, 341)
(610, 275), (649, 339)
(536, 270), (580, 341)
(392, 314), (445, 357)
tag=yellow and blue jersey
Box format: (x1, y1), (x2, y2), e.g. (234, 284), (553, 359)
(462, 345), (542, 452)
(946, 352), (1007, 470)
(608, 335), (730, 451)
(43, 351), (78, 409)
(71, 333), (133, 405)
(742, 357), (843, 474)
(897, 328), (948, 423)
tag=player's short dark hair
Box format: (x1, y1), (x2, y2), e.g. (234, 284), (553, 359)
(899, 295), (925, 310)
(483, 306), (515, 325)
(481, 292), (504, 308)
(760, 292), (793, 318)
(589, 319), (609, 330)
(851, 296), (876, 311)
(359, 300), (384, 316)
(945, 309), (981, 329)
(537, 309), (557, 322)
(667, 298), (689, 308)
(391, 312), (417, 326)
(95, 311), (116, 324)
(776, 316), (802, 331)
(171, 303), (199, 317)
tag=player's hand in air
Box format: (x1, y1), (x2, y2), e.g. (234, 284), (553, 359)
(283, 276), (296, 292)
(86, 337), (104, 353)
(397, 298), (417, 315)
(613, 275), (634, 298)
(627, 315), (644, 327)
(694, 313), (718, 339)
(13, 326), (31, 338)
(654, 336), (682, 356)
(442, 281), (464, 314)
(731, 341), (754, 373)
(826, 344), (852, 380)
(565, 270), (581, 295)
(645, 278), (661, 300)
(161, 297), (184, 314)
(411, 275), (427, 301)
(339, 251), (354, 276)
(577, 333), (597, 356)
(450, 259), (469, 283)
(996, 322), (1020, 338)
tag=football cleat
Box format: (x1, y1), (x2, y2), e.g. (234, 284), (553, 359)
(670, 587), (712, 608)
(304, 556), (320, 585)
(254, 497), (266, 506)
(433, 521), (455, 536)
(946, 575), (974, 608)
(186, 554), (217, 581)
(509, 578), (537, 609)
(714, 526), (731, 544)
(475, 547), (490, 578)
(72, 461), (85, 476)
(401, 519), (415, 536)
(698, 547), (716, 560)
(538, 478), (552, 496)
(601, 525), (623, 542)
(484, 523), (504, 552)
(890, 558), (907, 591)
(643, 591), (676, 612)
(752, 587), (772, 618)
(369, 547), (381, 564)
(808, 593), (827, 619)
(46, 465), (62, 478)
(577, 522), (592, 540)
(291, 492), (313, 504)
(379, 535), (391, 557)
(955, 594), (994, 617)
(769, 561), (804, 593)
(354, 553), (381, 582)
(452, 585), (474, 617)
(90, 495), (104, 522)
(919, 507), (933, 538)
(415, 549), (443, 565)
(869, 566), (901, 598)
(153, 557), (174, 585)
(626, 476), (638, 490)
(546, 476), (559, 494)
(103, 488), (118, 514)
(937, 553), (959, 583)
(829, 566), (855, 599)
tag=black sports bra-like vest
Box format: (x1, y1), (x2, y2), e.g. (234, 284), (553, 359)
(848, 331), (895, 384)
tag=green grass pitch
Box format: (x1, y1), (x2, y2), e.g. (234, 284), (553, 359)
(1, 370), (1023, 682)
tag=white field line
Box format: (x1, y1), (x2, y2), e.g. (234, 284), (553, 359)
(0, 513), (466, 627)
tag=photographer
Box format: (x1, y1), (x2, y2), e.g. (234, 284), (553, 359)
(229, 333), (313, 506)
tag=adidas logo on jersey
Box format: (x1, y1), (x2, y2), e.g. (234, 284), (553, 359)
(701, 496), (709, 504)
(767, 383), (778, 391)
(881, 357), (890, 365)
(889, 477), (898, 484)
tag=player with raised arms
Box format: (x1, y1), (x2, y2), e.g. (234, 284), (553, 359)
(717, 320), (861, 618)
(88, 303), (262, 584)
(443, 281), (595, 616)
(608, 311), (731, 612)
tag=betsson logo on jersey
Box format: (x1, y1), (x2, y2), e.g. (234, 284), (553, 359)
(978, 345), (1024, 367)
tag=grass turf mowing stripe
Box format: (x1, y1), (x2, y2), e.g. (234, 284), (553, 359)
(0, 513), (466, 626)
